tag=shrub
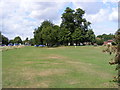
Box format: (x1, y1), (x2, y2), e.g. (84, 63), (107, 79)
(96, 39), (104, 45)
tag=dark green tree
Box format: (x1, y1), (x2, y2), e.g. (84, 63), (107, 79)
(29, 38), (35, 46)
(86, 29), (96, 44)
(97, 34), (115, 41)
(33, 7), (96, 47)
(9, 40), (14, 44)
(61, 7), (75, 45)
(1, 34), (9, 45)
(34, 20), (53, 45)
(14, 36), (22, 44)
(58, 27), (71, 46)
(40, 25), (60, 47)
(96, 39), (104, 45)
(72, 27), (83, 45)
(74, 8), (85, 28)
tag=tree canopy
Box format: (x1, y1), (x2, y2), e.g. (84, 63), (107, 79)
(14, 36), (22, 44)
(34, 7), (96, 46)
(0, 32), (9, 45)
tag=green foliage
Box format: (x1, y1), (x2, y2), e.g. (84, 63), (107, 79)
(86, 29), (96, 44)
(29, 38), (35, 46)
(115, 29), (120, 44)
(14, 36), (22, 44)
(58, 27), (71, 45)
(96, 39), (104, 45)
(23, 37), (29, 45)
(72, 28), (83, 44)
(34, 20), (54, 45)
(97, 34), (115, 41)
(33, 7), (96, 47)
(112, 42), (116, 45)
(104, 29), (120, 86)
(34, 20), (60, 46)
(1, 33), (9, 45)
(9, 40), (14, 44)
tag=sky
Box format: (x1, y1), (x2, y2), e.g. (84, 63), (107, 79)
(0, 0), (119, 40)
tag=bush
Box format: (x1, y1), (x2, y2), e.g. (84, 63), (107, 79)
(96, 39), (104, 45)
(112, 42), (117, 45)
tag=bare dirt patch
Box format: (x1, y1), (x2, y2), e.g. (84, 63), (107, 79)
(47, 54), (65, 60)
(21, 68), (68, 80)
(27, 81), (50, 88)
(68, 80), (80, 85)
(38, 69), (67, 76)
(47, 48), (56, 49)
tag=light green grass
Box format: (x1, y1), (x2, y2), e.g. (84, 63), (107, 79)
(2, 46), (117, 88)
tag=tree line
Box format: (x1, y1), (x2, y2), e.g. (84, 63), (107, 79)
(1, 7), (116, 46)
(34, 7), (96, 47)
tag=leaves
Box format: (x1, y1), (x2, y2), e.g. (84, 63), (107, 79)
(33, 7), (96, 47)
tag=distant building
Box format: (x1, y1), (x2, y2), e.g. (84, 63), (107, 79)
(103, 40), (114, 45)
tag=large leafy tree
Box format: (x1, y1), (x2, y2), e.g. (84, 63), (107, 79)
(61, 7), (75, 45)
(9, 40), (14, 44)
(41, 25), (60, 46)
(33, 7), (96, 47)
(14, 36), (22, 44)
(34, 20), (53, 45)
(60, 7), (94, 45)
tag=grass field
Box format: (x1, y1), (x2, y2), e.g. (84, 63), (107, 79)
(2, 46), (118, 88)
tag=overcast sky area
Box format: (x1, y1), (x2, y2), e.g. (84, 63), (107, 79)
(0, 0), (119, 40)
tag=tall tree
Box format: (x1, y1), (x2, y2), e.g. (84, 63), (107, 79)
(61, 7), (75, 45)
(41, 25), (60, 46)
(33, 7), (96, 47)
(34, 20), (53, 45)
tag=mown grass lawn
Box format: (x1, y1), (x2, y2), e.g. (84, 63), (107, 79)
(2, 46), (117, 88)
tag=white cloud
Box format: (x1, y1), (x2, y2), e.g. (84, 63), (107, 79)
(109, 7), (118, 22)
(1, 1), (67, 40)
(0, 0), (118, 40)
(102, 0), (118, 3)
(84, 8), (109, 23)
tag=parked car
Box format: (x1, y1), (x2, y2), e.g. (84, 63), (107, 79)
(39, 45), (46, 47)
(34, 45), (46, 47)
(8, 43), (13, 46)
